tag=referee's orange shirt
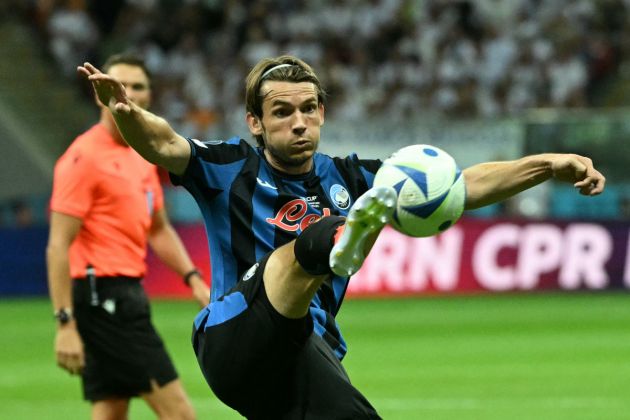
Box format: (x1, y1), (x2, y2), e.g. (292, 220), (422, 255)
(50, 124), (164, 279)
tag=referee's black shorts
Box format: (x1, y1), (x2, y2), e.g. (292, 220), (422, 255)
(73, 277), (178, 401)
(192, 254), (381, 419)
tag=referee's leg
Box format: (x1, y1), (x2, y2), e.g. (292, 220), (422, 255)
(141, 378), (195, 420)
(91, 399), (129, 420)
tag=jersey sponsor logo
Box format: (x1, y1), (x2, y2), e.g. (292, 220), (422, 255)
(266, 198), (332, 232)
(329, 184), (351, 209)
(242, 263), (259, 281)
(256, 177), (278, 190)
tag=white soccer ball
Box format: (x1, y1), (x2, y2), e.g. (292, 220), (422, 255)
(373, 144), (466, 237)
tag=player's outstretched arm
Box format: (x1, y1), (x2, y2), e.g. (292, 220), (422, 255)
(463, 153), (605, 210)
(77, 63), (191, 176)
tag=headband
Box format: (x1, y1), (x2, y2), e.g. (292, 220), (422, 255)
(261, 64), (293, 80)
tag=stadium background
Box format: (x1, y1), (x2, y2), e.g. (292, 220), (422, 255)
(1, 1), (630, 419)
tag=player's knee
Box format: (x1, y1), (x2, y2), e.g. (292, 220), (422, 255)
(294, 216), (345, 275)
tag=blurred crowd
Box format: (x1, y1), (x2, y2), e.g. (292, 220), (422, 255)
(4, 0), (630, 227)
(21, 0), (629, 140)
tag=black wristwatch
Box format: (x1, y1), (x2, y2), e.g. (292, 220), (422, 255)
(54, 308), (73, 325)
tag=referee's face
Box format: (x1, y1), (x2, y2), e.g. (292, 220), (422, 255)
(248, 80), (325, 175)
(106, 64), (152, 110)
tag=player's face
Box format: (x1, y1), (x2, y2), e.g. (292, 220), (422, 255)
(106, 64), (151, 110)
(248, 81), (325, 174)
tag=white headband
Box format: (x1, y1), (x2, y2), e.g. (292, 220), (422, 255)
(261, 64), (293, 80)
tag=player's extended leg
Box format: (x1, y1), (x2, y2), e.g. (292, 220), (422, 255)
(330, 186), (397, 276)
(264, 186), (396, 318)
(263, 236), (333, 319)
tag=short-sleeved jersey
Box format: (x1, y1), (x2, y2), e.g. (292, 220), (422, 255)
(172, 137), (381, 359)
(50, 124), (164, 279)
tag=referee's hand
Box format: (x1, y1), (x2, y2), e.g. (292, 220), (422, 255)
(55, 326), (85, 375)
(189, 275), (210, 308)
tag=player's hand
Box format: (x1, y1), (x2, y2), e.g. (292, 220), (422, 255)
(550, 154), (605, 196)
(77, 62), (132, 114)
(54, 326), (85, 375)
(189, 276), (210, 308)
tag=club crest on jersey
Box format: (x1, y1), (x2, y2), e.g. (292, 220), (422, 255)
(266, 199), (331, 232)
(329, 184), (351, 209)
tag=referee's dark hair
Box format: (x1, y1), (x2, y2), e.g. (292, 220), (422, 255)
(102, 53), (152, 86)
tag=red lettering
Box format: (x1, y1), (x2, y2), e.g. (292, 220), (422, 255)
(266, 199), (306, 231)
(266, 200), (333, 232)
(300, 214), (319, 231)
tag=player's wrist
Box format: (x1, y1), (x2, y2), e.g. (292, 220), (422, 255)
(183, 268), (202, 287)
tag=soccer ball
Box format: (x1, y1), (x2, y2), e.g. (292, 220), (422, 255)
(373, 144), (466, 237)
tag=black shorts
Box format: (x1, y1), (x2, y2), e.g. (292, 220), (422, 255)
(192, 254), (381, 419)
(73, 277), (178, 401)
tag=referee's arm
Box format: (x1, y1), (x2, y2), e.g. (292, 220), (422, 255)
(148, 208), (210, 307)
(46, 211), (85, 375)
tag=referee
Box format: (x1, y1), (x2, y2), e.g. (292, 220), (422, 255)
(46, 54), (209, 419)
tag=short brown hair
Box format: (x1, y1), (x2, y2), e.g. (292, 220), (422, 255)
(245, 55), (326, 147)
(102, 53), (152, 86)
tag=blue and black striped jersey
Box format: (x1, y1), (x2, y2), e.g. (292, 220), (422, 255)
(173, 137), (381, 360)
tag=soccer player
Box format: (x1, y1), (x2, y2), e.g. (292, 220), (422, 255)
(48, 54), (210, 420)
(78, 55), (605, 419)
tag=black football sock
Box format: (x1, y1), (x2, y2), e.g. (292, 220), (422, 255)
(294, 215), (345, 275)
